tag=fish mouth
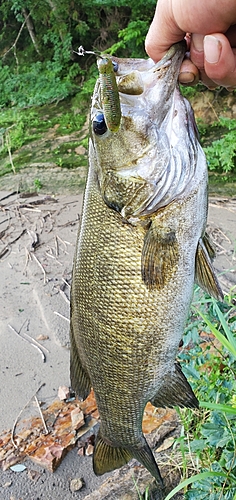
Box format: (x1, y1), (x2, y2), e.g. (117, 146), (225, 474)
(90, 40), (200, 219)
(115, 41), (186, 97)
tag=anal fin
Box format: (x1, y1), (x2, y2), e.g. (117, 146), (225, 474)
(151, 363), (198, 409)
(93, 429), (163, 485)
(70, 321), (91, 400)
(141, 221), (179, 290)
(195, 236), (224, 301)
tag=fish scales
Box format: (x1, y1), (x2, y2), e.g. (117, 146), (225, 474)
(70, 42), (223, 486)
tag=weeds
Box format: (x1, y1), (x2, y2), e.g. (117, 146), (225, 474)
(167, 287), (236, 499)
(201, 117), (236, 175)
(133, 476), (150, 499)
(34, 178), (42, 191)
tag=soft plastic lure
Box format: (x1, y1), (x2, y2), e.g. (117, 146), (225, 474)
(74, 46), (121, 133)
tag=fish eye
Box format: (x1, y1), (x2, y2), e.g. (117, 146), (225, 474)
(92, 113), (107, 135)
(112, 61), (118, 72)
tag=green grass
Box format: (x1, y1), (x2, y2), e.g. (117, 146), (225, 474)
(134, 286), (236, 500)
(167, 287), (236, 500)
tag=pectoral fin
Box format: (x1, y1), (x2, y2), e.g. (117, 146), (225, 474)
(195, 237), (224, 301)
(70, 321), (91, 400)
(93, 429), (163, 484)
(141, 221), (179, 290)
(151, 363), (198, 409)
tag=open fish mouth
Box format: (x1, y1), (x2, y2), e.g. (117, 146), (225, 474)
(91, 41), (201, 219)
(115, 41), (186, 97)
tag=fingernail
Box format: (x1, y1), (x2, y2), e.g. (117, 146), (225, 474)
(179, 72), (196, 84)
(192, 33), (204, 52)
(204, 35), (222, 64)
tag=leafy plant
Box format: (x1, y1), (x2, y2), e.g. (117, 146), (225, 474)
(107, 19), (150, 57)
(201, 117), (236, 175)
(165, 289), (236, 499)
(34, 178), (42, 191)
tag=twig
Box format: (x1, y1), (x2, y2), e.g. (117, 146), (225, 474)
(0, 216), (12, 225)
(0, 191), (17, 202)
(54, 311), (70, 323)
(206, 99), (219, 121)
(11, 383), (46, 448)
(34, 395), (49, 435)
(0, 229), (26, 259)
(0, 247), (10, 259)
(55, 235), (59, 256)
(45, 251), (63, 265)
(23, 246), (31, 273)
(18, 197), (55, 208)
(56, 235), (69, 254)
(31, 252), (47, 284)
(23, 331), (50, 353)
(20, 207), (41, 212)
(62, 278), (71, 289)
(59, 289), (70, 305)
(8, 324), (46, 362)
(5, 131), (15, 174)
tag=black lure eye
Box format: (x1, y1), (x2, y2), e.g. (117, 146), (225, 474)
(112, 61), (118, 72)
(93, 113), (107, 135)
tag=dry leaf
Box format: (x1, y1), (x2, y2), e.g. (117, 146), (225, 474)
(155, 437), (175, 452)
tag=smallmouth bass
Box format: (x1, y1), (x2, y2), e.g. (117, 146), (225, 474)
(70, 42), (223, 486)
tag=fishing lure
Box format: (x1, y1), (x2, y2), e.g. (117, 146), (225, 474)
(74, 46), (121, 133)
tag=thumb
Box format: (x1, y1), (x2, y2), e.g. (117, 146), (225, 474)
(203, 33), (236, 88)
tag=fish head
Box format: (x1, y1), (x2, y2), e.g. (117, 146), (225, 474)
(90, 42), (205, 217)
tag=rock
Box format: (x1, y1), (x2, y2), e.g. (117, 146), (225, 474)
(58, 385), (70, 401)
(70, 477), (84, 492)
(85, 443), (94, 456)
(71, 407), (84, 430)
(75, 146), (86, 155)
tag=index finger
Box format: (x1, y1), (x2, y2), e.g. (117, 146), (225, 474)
(145, 0), (185, 61)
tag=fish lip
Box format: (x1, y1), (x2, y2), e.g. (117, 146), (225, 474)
(151, 41), (186, 72)
(141, 41), (187, 91)
(116, 41), (186, 104)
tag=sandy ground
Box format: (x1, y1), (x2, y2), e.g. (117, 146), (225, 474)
(0, 190), (235, 499)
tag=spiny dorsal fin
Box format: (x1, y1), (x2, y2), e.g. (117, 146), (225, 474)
(93, 429), (163, 485)
(151, 363), (198, 409)
(141, 221), (179, 290)
(195, 237), (224, 301)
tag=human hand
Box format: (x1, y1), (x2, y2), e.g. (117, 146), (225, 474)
(145, 0), (236, 90)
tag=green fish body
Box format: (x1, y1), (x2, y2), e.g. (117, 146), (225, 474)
(70, 42), (223, 484)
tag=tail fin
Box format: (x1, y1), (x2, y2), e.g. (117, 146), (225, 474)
(93, 428), (163, 485)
